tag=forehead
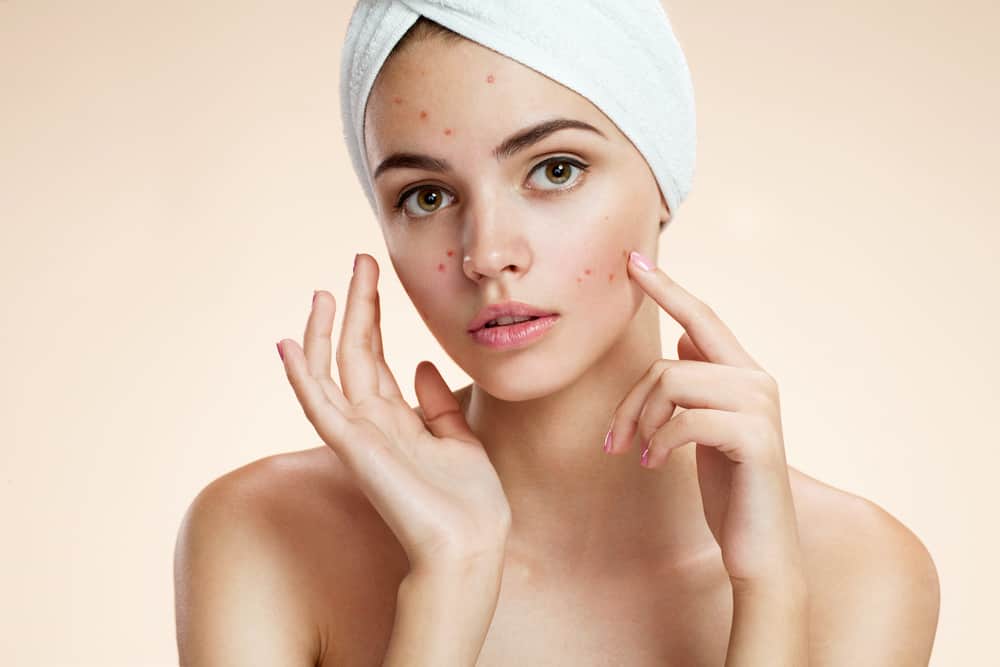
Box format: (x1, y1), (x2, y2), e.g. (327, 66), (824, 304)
(363, 36), (617, 161)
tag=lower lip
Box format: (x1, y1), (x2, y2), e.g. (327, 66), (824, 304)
(469, 315), (560, 349)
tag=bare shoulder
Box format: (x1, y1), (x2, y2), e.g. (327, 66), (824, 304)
(788, 466), (941, 664)
(175, 447), (409, 666)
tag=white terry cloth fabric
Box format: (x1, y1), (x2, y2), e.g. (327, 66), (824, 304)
(339, 0), (696, 223)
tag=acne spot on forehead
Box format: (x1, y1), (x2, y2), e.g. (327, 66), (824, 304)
(486, 73), (495, 83)
(608, 273), (615, 282)
(444, 128), (453, 136)
(446, 249), (454, 257)
(393, 96), (404, 104)
(419, 110), (428, 120)
(584, 268), (591, 275)
(437, 263), (445, 272)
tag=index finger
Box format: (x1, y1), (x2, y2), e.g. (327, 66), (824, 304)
(626, 250), (762, 370)
(336, 253), (381, 401)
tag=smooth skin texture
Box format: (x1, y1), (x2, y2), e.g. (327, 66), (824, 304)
(174, 30), (940, 667)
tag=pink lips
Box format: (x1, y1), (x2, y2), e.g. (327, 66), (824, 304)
(467, 300), (558, 333)
(469, 314), (560, 349)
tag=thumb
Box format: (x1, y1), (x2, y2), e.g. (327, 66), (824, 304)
(414, 361), (477, 443)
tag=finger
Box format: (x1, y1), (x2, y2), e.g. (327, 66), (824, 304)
(336, 253), (381, 402)
(414, 361), (477, 443)
(370, 289), (405, 400)
(605, 359), (758, 454)
(278, 337), (357, 461)
(641, 408), (770, 468)
(634, 362), (767, 447)
(677, 331), (706, 362)
(304, 290), (351, 412)
(626, 251), (762, 370)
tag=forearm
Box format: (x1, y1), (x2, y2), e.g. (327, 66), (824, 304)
(381, 555), (505, 667)
(725, 574), (810, 667)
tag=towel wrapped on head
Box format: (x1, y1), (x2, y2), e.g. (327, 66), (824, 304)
(339, 0), (696, 226)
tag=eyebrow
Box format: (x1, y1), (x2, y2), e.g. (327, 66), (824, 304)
(372, 118), (607, 181)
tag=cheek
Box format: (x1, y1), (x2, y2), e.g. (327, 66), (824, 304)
(565, 215), (635, 290)
(573, 249), (630, 289)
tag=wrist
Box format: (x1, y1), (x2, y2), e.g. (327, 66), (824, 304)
(730, 571), (809, 607)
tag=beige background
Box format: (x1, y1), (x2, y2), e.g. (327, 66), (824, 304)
(1, 1), (996, 664)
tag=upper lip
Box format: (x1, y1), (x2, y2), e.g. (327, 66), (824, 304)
(467, 300), (558, 332)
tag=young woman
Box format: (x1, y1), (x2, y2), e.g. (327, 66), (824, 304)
(174, 4), (940, 665)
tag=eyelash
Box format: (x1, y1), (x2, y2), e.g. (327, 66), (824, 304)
(391, 156), (591, 217)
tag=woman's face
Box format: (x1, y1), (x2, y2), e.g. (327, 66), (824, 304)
(364, 35), (670, 400)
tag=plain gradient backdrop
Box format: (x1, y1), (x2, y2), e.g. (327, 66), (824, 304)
(2, 1), (997, 664)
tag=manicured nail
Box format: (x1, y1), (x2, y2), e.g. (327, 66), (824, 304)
(603, 428), (613, 453)
(629, 250), (654, 271)
(276, 341), (284, 361)
(640, 444), (650, 466)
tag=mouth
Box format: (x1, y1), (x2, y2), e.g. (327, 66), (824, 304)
(482, 315), (542, 329)
(467, 300), (559, 333)
(468, 313), (561, 349)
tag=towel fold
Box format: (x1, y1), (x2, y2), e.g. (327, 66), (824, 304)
(340, 0), (696, 223)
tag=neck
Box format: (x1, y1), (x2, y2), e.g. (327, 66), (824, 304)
(461, 296), (718, 580)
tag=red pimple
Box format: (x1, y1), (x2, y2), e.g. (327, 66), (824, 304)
(393, 96), (403, 104)
(486, 73), (495, 83)
(584, 268), (591, 275)
(419, 110), (428, 120)
(609, 273), (614, 281)
(446, 249), (454, 257)
(444, 128), (453, 136)
(437, 263), (445, 272)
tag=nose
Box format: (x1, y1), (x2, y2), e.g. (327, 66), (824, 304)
(460, 195), (531, 283)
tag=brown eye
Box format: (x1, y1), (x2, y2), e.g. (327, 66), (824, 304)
(545, 161), (572, 184)
(527, 156), (589, 191)
(416, 188), (442, 211)
(395, 185), (455, 218)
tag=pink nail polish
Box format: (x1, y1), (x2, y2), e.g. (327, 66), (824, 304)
(603, 429), (613, 453)
(276, 341), (284, 361)
(640, 445), (650, 466)
(629, 251), (654, 271)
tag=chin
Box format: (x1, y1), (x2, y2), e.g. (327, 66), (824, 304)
(467, 365), (572, 402)
(454, 334), (596, 403)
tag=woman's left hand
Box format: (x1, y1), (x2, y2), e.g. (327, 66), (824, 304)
(606, 250), (806, 591)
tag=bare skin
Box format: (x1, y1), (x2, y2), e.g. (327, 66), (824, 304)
(175, 31), (939, 667)
(177, 410), (934, 666)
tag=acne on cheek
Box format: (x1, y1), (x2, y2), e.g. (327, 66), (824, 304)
(575, 249), (630, 285)
(436, 249), (457, 274)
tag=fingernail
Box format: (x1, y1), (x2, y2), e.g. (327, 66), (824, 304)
(353, 253), (359, 273)
(312, 290), (318, 306)
(603, 428), (614, 453)
(629, 251), (654, 271)
(640, 444), (650, 466)
(276, 341), (284, 362)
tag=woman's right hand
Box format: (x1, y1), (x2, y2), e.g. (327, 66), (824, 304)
(276, 253), (511, 575)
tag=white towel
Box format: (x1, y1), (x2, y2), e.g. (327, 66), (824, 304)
(339, 0), (696, 224)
